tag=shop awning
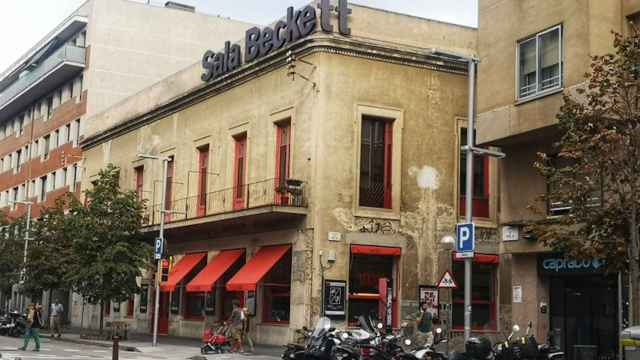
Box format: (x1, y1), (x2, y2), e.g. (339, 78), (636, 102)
(351, 244), (401, 256)
(185, 249), (244, 293)
(160, 253), (206, 292)
(226, 245), (291, 291)
(453, 252), (500, 264)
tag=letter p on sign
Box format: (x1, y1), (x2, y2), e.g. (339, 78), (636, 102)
(456, 223), (475, 254)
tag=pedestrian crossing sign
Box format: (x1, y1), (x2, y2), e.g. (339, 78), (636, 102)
(437, 270), (458, 289)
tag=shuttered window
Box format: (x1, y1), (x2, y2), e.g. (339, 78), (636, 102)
(359, 116), (393, 209)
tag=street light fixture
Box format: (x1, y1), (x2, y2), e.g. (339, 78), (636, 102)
(430, 49), (506, 343)
(137, 153), (170, 347)
(9, 199), (33, 312)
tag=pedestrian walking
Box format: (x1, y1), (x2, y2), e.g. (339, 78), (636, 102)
(50, 299), (64, 338)
(19, 303), (42, 352)
(228, 300), (244, 353)
(241, 307), (255, 353)
(415, 302), (434, 347)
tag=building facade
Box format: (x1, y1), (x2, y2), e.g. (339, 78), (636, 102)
(476, 0), (640, 358)
(80, 2), (506, 346)
(0, 0), (252, 318)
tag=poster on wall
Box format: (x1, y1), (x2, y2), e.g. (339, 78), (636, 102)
(139, 284), (149, 314)
(418, 285), (439, 317)
(246, 291), (257, 316)
(324, 280), (346, 318)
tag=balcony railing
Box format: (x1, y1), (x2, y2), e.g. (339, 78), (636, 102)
(0, 44), (86, 111)
(143, 178), (307, 226)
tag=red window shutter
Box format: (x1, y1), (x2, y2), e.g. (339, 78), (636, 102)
(275, 123), (291, 205)
(164, 157), (174, 222)
(383, 122), (393, 209)
(135, 166), (144, 199)
(233, 136), (247, 209)
(197, 146), (209, 216)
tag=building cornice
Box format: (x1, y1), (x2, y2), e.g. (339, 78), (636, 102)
(82, 34), (469, 150)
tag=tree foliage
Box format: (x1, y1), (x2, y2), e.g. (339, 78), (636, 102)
(0, 212), (22, 295)
(66, 164), (151, 308)
(22, 195), (78, 299)
(528, 30), (640, 323)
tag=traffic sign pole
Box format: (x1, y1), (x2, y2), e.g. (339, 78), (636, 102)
(463, 59), (477, 343)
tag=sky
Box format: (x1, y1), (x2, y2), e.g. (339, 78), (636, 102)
(0, 0), (477, 72)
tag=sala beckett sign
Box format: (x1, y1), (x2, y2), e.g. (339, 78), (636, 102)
(201, 0), (352, 82)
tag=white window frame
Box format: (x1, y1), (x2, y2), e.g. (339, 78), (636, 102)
(516, 24), (563, 101)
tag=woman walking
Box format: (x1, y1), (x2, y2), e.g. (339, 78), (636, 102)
(19, 303), (42, 352)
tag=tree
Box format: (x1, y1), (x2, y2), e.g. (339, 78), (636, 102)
(66, 164), (152, 332)
(22, 195), (78, 300)
(0, 212), (22, 299)
(528, 30), (640, 324)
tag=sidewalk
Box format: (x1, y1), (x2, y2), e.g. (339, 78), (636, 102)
(39, 330), (283, 357)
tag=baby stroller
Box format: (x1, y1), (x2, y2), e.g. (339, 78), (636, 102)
(201, 323), (231, 354)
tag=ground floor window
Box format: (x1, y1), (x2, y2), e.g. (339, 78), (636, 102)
(139, 284), (148, 314)
(184, 292), (205, 319)
(171, 288), (181, 314)
(348, 253), (395, 323)
(452, 261), (497, 331)
(262, 249), (291, 323)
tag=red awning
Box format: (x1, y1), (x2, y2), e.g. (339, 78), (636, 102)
(351, 245), (401, 256)
(226, 245), (291, 291)
(453, 253), (500, 264)
(160, 253), (206, 292)
(186, 250), (244, 293)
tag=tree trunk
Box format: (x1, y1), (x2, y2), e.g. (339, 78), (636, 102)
(99, 300), (104, 335)
(631, 202), (640, 325)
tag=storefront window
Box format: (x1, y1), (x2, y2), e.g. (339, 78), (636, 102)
(262, 250), (291, 323)
(452, 262), (496, 331)
(348, 254), (394, 322)
(185, 293), (205, 319)
(171, 288), (181, 314)
(139, 284), (148, 314)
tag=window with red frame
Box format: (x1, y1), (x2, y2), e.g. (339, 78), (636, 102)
(134, 166), (144, 199)
(275, 122), (291, 204)
(452, 261), (497, 331)
(197, 145), (209, 217)
(459, 128), (490, 218)
(348, 254), (395, 323)
(233, 135), (247, 210)
(164, 156), (174, 222)
(262, 249), (291, 323)
(359, 116), (393, 209)
(126, 295), (134, 318)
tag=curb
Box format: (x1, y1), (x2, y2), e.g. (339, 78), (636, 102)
(43, 336), (140, 352)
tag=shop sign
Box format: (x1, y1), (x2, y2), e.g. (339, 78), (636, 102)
(538, 253), (606, 275)
(201, 0), (352, 82)
(418, 285), (439, 317)
(324, 280), (346, 318)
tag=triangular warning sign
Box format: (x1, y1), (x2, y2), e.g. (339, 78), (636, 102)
(437, 271), (458, 289)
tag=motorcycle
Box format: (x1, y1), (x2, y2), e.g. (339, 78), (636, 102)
(411, 327), (449, 360)
(283, 326), (313, 360)
(0, 310), (26, 337)
(286, 317), (359, 360)
(450, 337), (493, 360)
(494, 322), (563, 360)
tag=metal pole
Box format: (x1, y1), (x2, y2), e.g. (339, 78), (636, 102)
(464, 59), (477, 342)
(152, 158), (168, 347)
(619, 272), (623, 359)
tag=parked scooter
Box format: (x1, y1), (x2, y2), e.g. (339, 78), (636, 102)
(450, 337), (493, 360)
(0, 310), (26, 337)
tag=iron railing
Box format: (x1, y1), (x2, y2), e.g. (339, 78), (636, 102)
(143, 178), (306, 226)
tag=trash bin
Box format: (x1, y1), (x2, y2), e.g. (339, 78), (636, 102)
(621, 326), (640, 360)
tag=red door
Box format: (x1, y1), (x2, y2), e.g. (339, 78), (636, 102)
(158, 292), (169, 334)
(233, 136), (247, 210)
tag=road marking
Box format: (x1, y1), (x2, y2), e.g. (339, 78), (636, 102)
(64, 348), (81, 351)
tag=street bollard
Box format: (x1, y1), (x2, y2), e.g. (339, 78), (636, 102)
(112, 335), (120, 360)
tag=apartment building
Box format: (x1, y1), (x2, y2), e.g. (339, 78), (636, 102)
(0, 0), (253, 318)
(476, 1), (640, 358)
(80, 2), (490, 345)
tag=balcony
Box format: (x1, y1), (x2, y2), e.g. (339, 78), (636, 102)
(143, 178), (308, 241)
(0, 44), (86, 116)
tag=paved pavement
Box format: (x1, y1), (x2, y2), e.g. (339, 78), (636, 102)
(0, 333), (282, 360)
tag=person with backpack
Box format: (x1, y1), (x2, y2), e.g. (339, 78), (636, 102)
(19, 303), (42, 352)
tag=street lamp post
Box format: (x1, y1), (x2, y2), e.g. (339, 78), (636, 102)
(10, 200), (33, 312)
(138, 153), (170, 347)
(429, 49), (505, 343)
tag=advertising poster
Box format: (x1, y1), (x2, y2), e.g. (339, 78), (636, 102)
(324, 280), (346, 318)
(418, 285), (439, 317)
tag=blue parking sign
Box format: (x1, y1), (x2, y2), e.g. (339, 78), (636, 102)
(456, 223), (475, 253)
(154, 237), (163, 260)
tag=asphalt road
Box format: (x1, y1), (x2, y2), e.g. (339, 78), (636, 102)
(0, 335), (280, 360)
